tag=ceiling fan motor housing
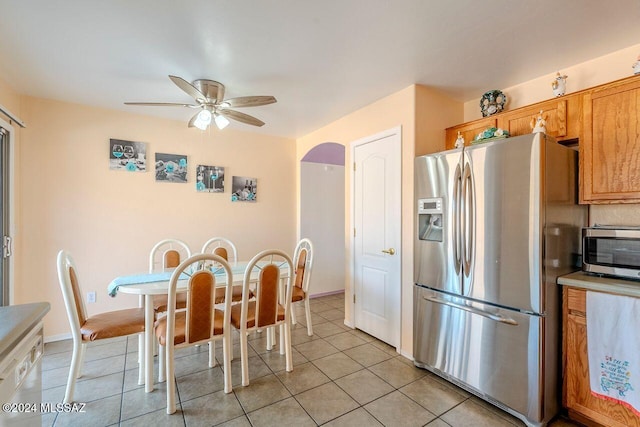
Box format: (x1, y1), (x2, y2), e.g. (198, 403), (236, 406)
(192, 79), (224, 102)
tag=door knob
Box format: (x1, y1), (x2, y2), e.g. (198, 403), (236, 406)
(382, 248), (396, 255)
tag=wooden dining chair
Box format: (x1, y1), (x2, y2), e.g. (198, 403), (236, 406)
(148, 238), (191, 314)
(201, 237), (247, 304)
(201, 237), (238, 263)
(57, 250), (145, 403)
(290, 238), (315, 336)
(230, 249), (294, 386)
(154, 253), (234, 414)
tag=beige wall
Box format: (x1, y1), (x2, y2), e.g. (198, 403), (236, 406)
(463, 43), (640, 121)
(296, 85), (460, 358)
(464, 43), (640, 227)
(15, 96), (296, 339)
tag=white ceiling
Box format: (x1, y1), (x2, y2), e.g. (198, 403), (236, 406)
(1, 0), (639, 139)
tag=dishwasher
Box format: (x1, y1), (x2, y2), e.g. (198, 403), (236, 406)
(0, 322), (44, 427)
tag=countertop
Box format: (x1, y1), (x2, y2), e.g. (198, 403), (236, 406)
(0, 302), (50, 361)
(558, 271), (640, 298)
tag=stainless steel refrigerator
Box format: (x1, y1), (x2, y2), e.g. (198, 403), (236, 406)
(413, 133), (586, 427)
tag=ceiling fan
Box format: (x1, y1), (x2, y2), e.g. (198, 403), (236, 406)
(124, 75), (276, 130)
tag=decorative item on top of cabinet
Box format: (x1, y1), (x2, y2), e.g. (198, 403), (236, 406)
(552, 72), (568, 97)
(530, 110), (547, 133)
(454, 131), (464, 148)
(479, 90), (507, 117)
(563, 287), (640, 427)
(445, 117), (497, 150)
(633, 55), (640, 75)
(471, 127), (509, 144)
(581, 76), (640, 203)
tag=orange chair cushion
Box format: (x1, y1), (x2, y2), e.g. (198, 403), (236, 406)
(80, 308), (145, 341)
(291, 286), (306, 302)
(153, 293), (188, 313)
(214, 285), (252, 304)
(155, 309), (225, 346)
(230, 301), (285, 329)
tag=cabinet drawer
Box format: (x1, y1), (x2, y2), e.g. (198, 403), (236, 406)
(566, 288), (586, 315)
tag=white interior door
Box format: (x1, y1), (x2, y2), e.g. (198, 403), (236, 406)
(352, 127), (401, 347)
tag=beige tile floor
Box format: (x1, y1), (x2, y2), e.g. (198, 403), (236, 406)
(41, 293), (581, 426)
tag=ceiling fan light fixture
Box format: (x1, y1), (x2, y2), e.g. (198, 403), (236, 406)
(193, 109), (212, 130)
(125, 75), (276, 129)
(214, 113), (230, 130)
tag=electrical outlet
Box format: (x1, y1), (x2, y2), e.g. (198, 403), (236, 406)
(87, 291), (96, 303)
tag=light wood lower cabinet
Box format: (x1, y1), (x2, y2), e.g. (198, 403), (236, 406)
(563, 287), (640, 426)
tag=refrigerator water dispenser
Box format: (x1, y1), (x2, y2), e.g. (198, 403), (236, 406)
(418, 198), (443, 242)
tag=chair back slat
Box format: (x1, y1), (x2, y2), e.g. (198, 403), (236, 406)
(257, 264), (280, 327)
(164, 249), (181, 269)
(68, 266), (87, 326)
(293, 239), (314, 293)
(295, 249), (307, 289)
(213, 247), (228, 261)
(187, 271), (215, 343)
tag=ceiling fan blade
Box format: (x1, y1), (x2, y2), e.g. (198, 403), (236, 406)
(219, 109), (265, 127)
(216, 84), (225, 104)
(124, 102), (198, 107)
(224, 96), (277, 108)
(169, 75), (207, 102)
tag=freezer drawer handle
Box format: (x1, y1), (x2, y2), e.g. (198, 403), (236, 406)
(424, 295), (518, 326)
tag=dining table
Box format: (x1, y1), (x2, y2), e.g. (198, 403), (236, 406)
(107, 260), (289, 393)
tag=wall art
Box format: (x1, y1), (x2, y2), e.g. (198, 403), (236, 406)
(109, 138), (147, 172)
(196, 165), (225, 192)
(155, 152), (188, 183)
(231, 176), (257, 202)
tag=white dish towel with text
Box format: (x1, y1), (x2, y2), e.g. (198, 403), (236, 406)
(587, 291), (640, 416)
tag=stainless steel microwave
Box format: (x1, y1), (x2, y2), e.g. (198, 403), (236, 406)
(583, 227), (640, 280)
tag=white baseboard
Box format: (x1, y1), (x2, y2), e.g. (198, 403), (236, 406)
(45, 333), (71, 343)
(400, 348), (414, 361)
(309, 289), (345, 299)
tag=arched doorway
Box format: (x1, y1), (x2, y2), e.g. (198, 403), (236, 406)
(300, 142), (345, 295)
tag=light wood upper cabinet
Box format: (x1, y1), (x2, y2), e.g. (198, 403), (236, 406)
(563, 287), (640, 427)
(581, 77), (640, 203)
(499, 99), (568, 139)
(445, 117), (496, 150)
(446, 94), (582, 151)
(445, 75), (640, 204)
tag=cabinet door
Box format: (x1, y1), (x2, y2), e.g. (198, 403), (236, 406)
(500, 99), (567, 139)
(581, 79), (640, 203)
(445, 117), (496, 150)
(564, 288), (640, 427)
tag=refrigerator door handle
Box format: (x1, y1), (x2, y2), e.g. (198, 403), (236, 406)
(453, 164), (462, 275)
(423, 295), (519, 326)
(461, 163), (474, 277)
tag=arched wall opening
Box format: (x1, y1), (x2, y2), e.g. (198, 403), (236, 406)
(300, 142), (346, 295)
